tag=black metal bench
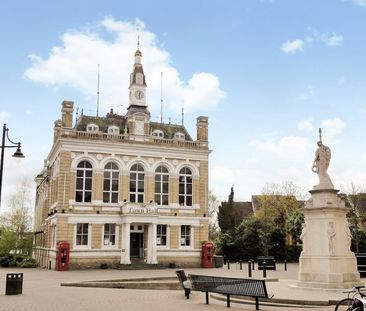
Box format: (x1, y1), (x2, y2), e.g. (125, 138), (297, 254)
(188, 274), (271, 310)
(257, 256), (276, 271)
(175, 270), (192, 299)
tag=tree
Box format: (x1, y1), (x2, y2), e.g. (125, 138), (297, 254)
(218, 187), (242, 233)
(341, 183), (366, 253)
(255, 181), (305, 256)
(0, 179), (33, 255)
(208, 190), (220, 240)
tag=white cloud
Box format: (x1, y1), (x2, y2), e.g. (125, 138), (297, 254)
(0, 111), (10, 122)
(298, 117), (314, 132)
(297, 84), (315, 101)
(279, 167), (302, 178)
(250, 135), (309, 157)
(321, 117), (346, 140)
(281, 39), (304, 53)
(282, 29), (343, 54)
(322, 33), (344, 47)
(24, 17), (225, 116)
(350, 0), (366, 7)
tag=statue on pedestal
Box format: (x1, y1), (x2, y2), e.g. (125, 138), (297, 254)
(312, 128), (334, 190)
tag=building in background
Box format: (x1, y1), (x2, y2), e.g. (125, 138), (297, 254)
(33, 46), (210, 269)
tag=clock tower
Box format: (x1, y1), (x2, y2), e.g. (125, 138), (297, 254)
(128, 47), (147, 108)
(126, 45), (151, 137)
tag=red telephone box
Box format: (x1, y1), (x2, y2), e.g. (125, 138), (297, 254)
(57, 241), (70, 271)
(201, 241), (214, 268)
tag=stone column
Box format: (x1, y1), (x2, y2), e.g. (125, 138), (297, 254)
(296, 189), (361, 289)
(147, 224), (153, 264)
(120, 222), (131, 265)
(146, 223), (158, 264)
(151, 223), (157, 264)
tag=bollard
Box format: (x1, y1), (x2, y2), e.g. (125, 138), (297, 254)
(227, 260), (230, 270)
(252, 260), (255, 270)
(274, 259), (276, 271)
(284, 260), (287, 271)
(263, 260), (267, 278)
(239, 260), (242, 270)
(248, 260), (252, 277)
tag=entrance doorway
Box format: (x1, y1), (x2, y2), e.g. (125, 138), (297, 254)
(130, 233), (144, 258)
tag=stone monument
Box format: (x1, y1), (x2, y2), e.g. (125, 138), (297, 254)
(296, 129), (361, 289)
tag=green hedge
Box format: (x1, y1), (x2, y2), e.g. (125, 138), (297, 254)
(0, 255), (36, 268)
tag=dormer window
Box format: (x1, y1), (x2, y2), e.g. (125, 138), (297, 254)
(174, 132), (185, 140)
(87, 123), (99, 133)
(152, 130), (164, 138)
(108, 126), (119, 135)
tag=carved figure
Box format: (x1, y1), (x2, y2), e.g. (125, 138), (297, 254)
(300, 223), (307, 254)
(327, 221), (336, 255)
(312, 128), (334, 189)
(347, 228), (352, 252)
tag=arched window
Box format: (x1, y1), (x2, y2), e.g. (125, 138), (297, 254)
(130, 164), (144, 203)
(179, 167), (192, 207)
(103, 162), (119, 203)
(75, 161), (93, 203)
(154, 166), (169, 205)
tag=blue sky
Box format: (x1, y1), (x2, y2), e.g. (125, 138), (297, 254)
(1, 0), (366, 206)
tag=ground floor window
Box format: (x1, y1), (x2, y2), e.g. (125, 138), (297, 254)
(76, 223), (89, 246)
(157, 225), (167, 246)
(104, 223), (116, 246)
(180, 225), (191, 246)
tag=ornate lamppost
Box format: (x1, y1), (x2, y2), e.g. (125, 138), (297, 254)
(0, 124), (25, 208)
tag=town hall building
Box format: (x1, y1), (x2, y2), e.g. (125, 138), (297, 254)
(33, 46), (210, 269)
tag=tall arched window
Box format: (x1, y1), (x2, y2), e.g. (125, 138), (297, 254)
(155, 166), (169, 205)
(75, 160), (93, 203)
(179, 167), (192, 207)
(130, 164), (144, 203)
(103, 162), (119, 203)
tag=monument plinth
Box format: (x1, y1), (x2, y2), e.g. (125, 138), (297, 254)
(296, 129), (361, 289)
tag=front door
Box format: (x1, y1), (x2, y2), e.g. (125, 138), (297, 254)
(130, 233), (143, 258)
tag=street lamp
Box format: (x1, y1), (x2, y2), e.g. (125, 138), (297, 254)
(0, 123), (25, 208)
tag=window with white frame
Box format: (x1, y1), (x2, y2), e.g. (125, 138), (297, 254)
(180, 225), (191, 246)
(103, 162), (119, 203)
(174, 132), (185, 140)
(103, 224), (116, 246)
(75, 160), (93, 203)
(152, 130), (164, 138)
(157, 224), (167, 246)
(154, 166), (169, 205)
(179, 167), (192, 207)
(76, 223), (89, 246)
(108, 126), (119, 135)
(87, 123), (99, 132)
(130, 164), (144, 203)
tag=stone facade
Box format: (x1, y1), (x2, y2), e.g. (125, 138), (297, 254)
(33, 47), (211, 270)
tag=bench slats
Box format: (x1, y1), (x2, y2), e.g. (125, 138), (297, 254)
(188, 274), (270, 310)
(189, 274), (268, 298)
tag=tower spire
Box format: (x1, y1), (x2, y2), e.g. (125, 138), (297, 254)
(137, 29), (140, 50)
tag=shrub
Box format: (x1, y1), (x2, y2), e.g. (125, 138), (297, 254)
(18, 257), (37, 268)
(0, 254), (17, 267)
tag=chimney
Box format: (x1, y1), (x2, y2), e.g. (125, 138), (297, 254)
(196, 116), (208, 141)
(61, 101), (74, 128)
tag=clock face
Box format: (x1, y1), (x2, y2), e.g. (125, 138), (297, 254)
(134, 90), (144, 100)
